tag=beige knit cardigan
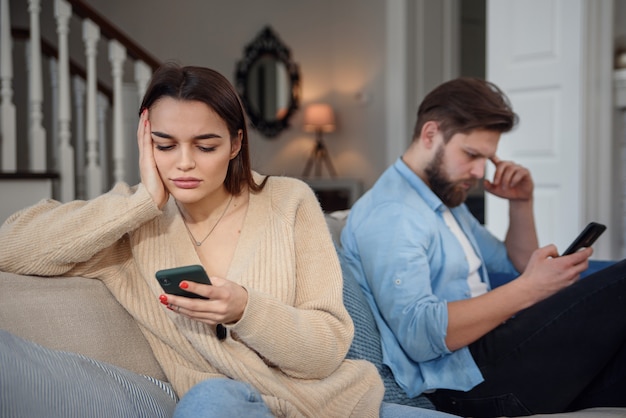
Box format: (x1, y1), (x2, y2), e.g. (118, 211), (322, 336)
(0, 174), (384, 417)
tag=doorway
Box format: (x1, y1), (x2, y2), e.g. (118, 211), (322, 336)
(459, 0), (486, 223)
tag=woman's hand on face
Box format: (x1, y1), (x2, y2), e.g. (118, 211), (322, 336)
(138, 109), (169, 209)
(158, 275), (249, 328)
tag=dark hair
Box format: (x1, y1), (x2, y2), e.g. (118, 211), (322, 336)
(413, 77), (518, 143)
(139, 62), (266, 195)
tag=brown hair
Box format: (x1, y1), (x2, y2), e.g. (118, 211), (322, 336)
(139, 62), (266, 195)
(413, 77), (518, 143)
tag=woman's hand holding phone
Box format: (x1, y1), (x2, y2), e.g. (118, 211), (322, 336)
(156, 265), (248, 339)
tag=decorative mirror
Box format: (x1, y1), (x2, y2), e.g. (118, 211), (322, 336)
(235, 26), (301, 138)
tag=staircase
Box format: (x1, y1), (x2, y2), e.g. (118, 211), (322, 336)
(0, 0), (160, 220)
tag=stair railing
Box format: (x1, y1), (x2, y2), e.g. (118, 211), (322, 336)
(0, 0), (160, 201)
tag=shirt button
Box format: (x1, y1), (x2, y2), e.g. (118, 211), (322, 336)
(395, 279), (401, 285)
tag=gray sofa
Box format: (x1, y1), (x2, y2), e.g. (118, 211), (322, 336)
(0, 211), (625, 417)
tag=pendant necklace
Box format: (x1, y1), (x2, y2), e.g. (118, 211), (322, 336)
(178, 195), (233, 246)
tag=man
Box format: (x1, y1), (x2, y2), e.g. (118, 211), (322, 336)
(339, 77), (626, 417)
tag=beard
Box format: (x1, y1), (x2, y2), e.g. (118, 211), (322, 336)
(424, 145), (476, 208)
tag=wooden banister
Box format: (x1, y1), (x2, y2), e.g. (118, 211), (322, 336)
(11, 27), (113, 101)
(2, 0), (159, 200)
(65, 0), (160, 71)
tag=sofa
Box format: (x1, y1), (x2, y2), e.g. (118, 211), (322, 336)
(0, 211), (625, 417)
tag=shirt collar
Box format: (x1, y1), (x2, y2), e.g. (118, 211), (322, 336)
(393, 157), (447, 214)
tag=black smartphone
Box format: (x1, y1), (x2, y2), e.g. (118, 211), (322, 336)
(156, 264), (212, 299)
(561, 222), (607, 256)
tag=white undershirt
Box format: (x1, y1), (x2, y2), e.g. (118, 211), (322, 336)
(442, 209), (488, 297)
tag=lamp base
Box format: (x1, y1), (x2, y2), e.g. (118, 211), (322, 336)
(302, 136), (337, 178)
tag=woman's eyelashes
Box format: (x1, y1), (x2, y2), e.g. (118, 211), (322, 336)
(153, 143), (217, 153)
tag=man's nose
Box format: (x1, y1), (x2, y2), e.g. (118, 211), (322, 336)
(471, 159), (486, 179)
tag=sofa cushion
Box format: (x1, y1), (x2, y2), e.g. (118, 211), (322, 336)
(0, 329), (176, 418)
(0, 271), (166, 381)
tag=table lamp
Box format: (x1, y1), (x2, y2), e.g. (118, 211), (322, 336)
(302, 103), (337, 178)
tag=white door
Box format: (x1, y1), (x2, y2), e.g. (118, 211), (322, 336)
(485, 0), (615, 258)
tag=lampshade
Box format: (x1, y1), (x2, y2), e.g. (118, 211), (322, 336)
(303, 103), (336, 133)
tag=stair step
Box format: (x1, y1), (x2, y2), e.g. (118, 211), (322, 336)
(0, 172), (59, 180)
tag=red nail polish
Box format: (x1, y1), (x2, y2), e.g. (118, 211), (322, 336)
(180, 281), (189, 289)
(159, 294), (168, 303)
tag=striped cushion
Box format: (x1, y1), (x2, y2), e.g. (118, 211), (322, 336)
(0, 330), (177, 418)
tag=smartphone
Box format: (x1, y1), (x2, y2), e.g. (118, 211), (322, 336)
(156, 264), (212, 299)
(561, 222), (606, 256)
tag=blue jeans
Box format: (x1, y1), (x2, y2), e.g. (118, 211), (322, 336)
(174, 378), (458, 418)
(428, 259), (626, 417)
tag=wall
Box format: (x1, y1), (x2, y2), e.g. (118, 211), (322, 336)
(11, 0), (389, 189)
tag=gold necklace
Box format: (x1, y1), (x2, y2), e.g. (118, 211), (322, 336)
(177, 195), (233, 246)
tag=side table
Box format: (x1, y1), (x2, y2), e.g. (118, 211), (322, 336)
(301, 178), (363, 213)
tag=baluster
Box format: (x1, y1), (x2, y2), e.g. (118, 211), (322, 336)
(27, 0), (46, 171)
(72, 76), (85, 199)
(97, 92), (109, 192)
(0, 0), (16, 171)
(135, 60), (151, 103)
(108, 39), (126, 184)
(48, 58), (59, 176)
(83, 19), (102, 199)
(55, 0), (75, 201)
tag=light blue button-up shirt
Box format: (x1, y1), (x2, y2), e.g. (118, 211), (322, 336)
(339, 158), (519, 397)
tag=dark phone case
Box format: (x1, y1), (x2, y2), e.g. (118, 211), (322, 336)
(155, 265), (212, 299)
(561, 222), (606, 256)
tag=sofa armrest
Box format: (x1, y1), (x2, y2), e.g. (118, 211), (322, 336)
(0, 271), (166, 381)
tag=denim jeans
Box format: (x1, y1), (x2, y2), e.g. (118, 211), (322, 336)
(428, 259), (626, 417)
(174, 378), (458, 418)
(173, 379), (273, 418)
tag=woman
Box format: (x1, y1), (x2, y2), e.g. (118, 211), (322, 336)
(0, 63), (454, 418)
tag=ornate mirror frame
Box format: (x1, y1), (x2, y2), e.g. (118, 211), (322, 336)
(235, 26), (301, 139)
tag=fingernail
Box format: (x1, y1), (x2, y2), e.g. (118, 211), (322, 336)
(159, 294), (168, 304)
(180, 281), (189, 289)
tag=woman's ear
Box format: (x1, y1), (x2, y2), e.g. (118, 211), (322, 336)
(230, 130), (243, 160)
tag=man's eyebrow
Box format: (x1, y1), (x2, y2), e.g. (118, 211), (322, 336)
(150, 131), (222, 140)
(464, 145), (493, 159)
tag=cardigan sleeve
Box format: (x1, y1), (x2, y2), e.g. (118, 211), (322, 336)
(231, 179), (353, 380)
(0, 182), (161, 278)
